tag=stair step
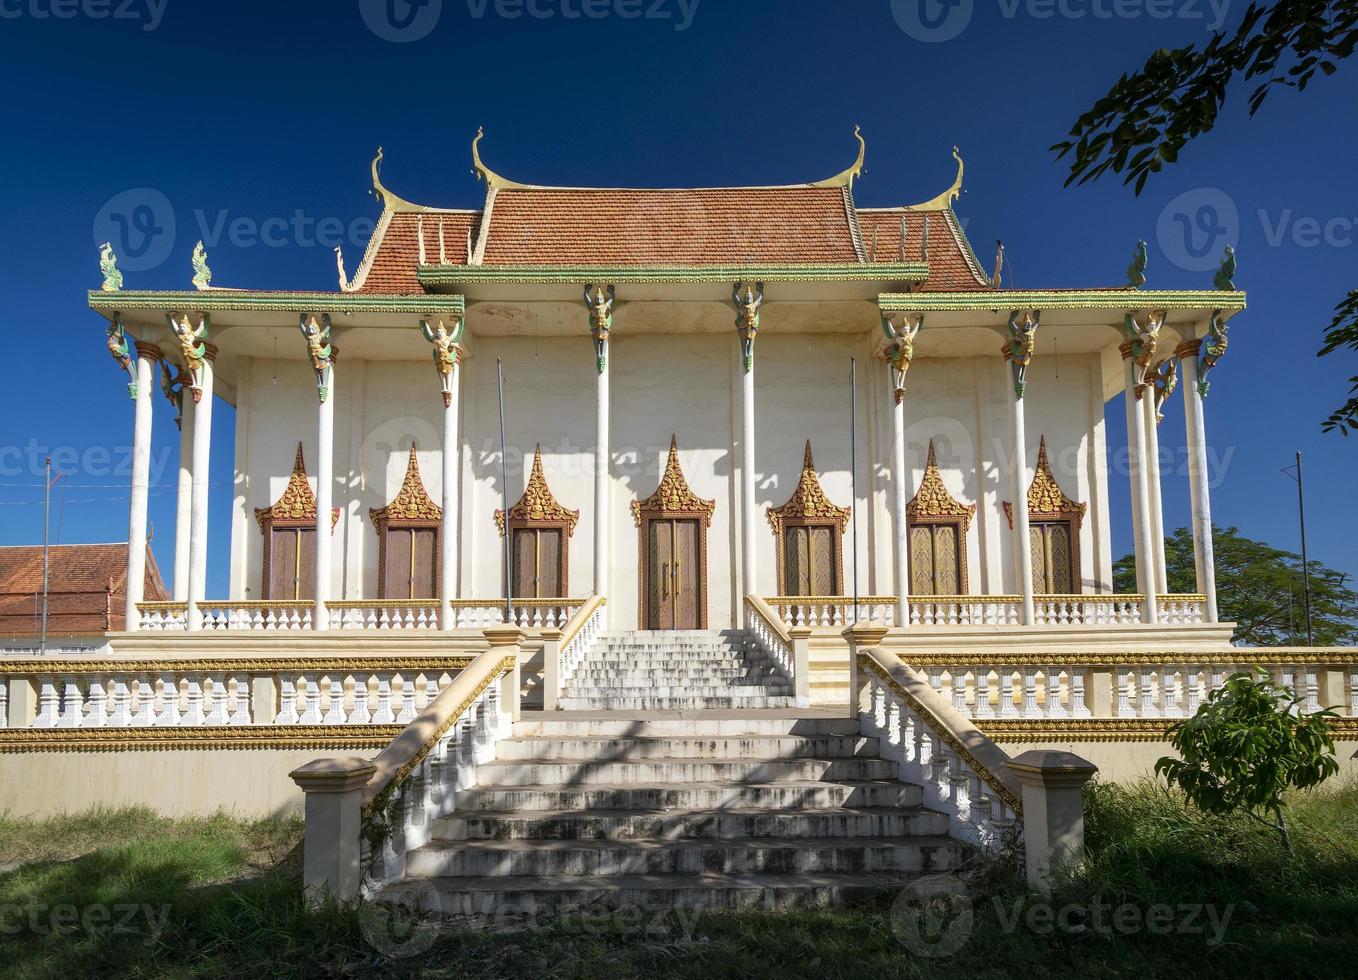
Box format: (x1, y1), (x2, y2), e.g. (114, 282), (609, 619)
(454, 780), (922, 812)
(557, 696), (801, 711)
(513, 715), (859, 738)
(562, 686), (792, 698)
(495, 735), (879, 761)
(435, 805), (949, 841)
(405, 835), (964, 878)
(377, 869), (938, 915)
(474, 757), (897, 787)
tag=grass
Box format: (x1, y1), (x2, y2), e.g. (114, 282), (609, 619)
(1, 783), (1356, 978)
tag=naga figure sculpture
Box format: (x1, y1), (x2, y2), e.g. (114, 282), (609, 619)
(732, 281), (764, 371)
(1150, 357), (1179, 424)
(1003, 310), (1039, 398)
(880, 312), (923, 403)
(191, 240), (212, 290)
(298, 313), (334, 402)
(583, 284), (617, 373)
(1198, 311), (1229, 397)
(1213, 245), (1237, 291)
(1126, 239), (1148, 289)
(99, 242), (123, 292)
(106, 314), (137, 399)
(420, 316), (465, 407)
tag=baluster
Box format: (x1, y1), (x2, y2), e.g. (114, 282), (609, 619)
(1162, 667), (1180, 718)
(1116, 668), (1134, 717)
(1046, 668), (1066, 718)
(1185, 668), (1205, 715)
(998, 670), (1017, 718)
(157, 673), (182, 726)
(1021, 668), (1038, 717)
(182, 673), (205, 725)
(886, 699), (902, 755)
(1348, 669), (1358, 718)
(1070, 669), (1090, 718)
(323, 676), (348, 724)
(107, 678), (131, 726)
(57, 676), (85, 728)
(973, 668), (993, 719)
(1137, 667), (1157, 718)
(33, 676), (58, 728)
(395, 674), (417, 723)
(83, 678), (109, 726)
(927, 669), (945, 704)
(275, 676), (299, 725)
(298, 675), (322, 724)
(204, 674), (228, 725)
(230, 676), (252, 725)
(130, 676), (156, 726)
(422, 673), (439, 713)
(951, 670), (969, 716)
(371, 673), (394, 724)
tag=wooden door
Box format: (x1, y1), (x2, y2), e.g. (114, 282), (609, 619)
(784, 527), (811, 597)
(910, 524), (962, 596)
(783, 525), (838, 597)
(646, 520), (676, 629)
(383, 528), (413, 599)
(537, 529), (563, 598)
(510, 528), (566, 599)
(268, 527), (316, 600)
(672, 519), (700, 629)
(410, 528), (437, 599)
(1030, 522), (1074, 595)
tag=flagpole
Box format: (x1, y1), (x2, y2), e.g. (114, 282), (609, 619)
(850, 358), (859, 625)
(497, 359), (512, 624)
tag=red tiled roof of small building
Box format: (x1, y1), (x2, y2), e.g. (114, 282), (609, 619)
(857, 208), (992, 291)
(0, 543), (167, 636)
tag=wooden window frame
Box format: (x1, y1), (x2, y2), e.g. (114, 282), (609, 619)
(494, 445), (579, 600)
(254, 443), (337, 600)
(767, 442), (849, 597)
(907, 440), (976, 596)
(370, 445), (442, 601)
(1003, 436), (1088, 594)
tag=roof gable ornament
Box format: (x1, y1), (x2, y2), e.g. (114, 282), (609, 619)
(471, 127), (537, 192)
(767, 441), (850, 533)
(908, 441), (976, 530)
(810, 125), (867, 190)
(370, 444), (442, 527)
(905, 146), (964, 212)
(631, 436), (716, 527)
(370, 146), (426, 214)
(255, 444), (340, 530)
(495, 446), (580, 535)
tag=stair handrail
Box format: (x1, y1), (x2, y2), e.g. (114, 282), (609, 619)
(290, 634), (523, 903)
(558, 594), (606, 654)
(856, 645), (1023, 845)
(745, 594), (810, 705)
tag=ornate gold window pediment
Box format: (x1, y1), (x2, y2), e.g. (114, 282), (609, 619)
(254, 444), (338, 601)
(908, 440), (976, 596)
(495, 446), (578, 599)
(1002, 436), (1088, 528)
(1003, 436), (1087, 595)
(768, 441), (849, 597)
(370, 445), (441, 600)
(254, 443), (340, 531)
(631, 435), (716, 527)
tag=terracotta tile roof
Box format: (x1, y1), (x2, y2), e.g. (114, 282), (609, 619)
(480, 186), (864, 266)
(0, 543), (167, 636)
(857, 208), (993, 291)
(357, 211), (480, 293)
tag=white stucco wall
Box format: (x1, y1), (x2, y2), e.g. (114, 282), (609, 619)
(230, 333), (1114, 622)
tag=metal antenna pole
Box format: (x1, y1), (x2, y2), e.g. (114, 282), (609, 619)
(850, 357), (859, 625)
(40, 456), (52, 654)
(1282, 451), (1314, 646)
(498, 359), (513, 624)
(1296, 451), (1313, 646)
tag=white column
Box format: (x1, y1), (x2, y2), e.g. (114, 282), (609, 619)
(891, 388), (909, 627)
(1179, 342), (1219, 622)
(172, 393), (194, 601)
(593, 341), (609, 602)
(186, 351), (215, 632)
(124, 343), (159, 632)
(314, 368), (335, 630)
(1008, 390), (1035, 625)
(741, 356), (757, 606)
(1141, 394), (1168, 594)
(1122, 352), (1159, 622)
(439, 361), (460, 630)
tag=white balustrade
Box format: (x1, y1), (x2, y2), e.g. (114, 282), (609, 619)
(746, 601), (795, 688)
(767, 596), (895, 628)
(558, 600), (605, 688)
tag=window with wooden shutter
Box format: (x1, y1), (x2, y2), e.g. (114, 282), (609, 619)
(1004, 436), (1087, 596)
(907, 441), (975, 596)
(370, 445), (442, 600)
(254, 444), (336, 600)
(768, 442), (849, 598)
(495, 446), (578, 599)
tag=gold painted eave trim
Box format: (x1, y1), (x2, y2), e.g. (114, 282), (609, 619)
(88, 292), (465, 316)
(0, 725), (404, 753)
(879, 289), (1246, 314)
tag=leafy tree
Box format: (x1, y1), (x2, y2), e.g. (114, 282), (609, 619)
(1156, 669), (1339, 854)
(1052, 1), (1358, 431)
(1113, 525), (1358, 645)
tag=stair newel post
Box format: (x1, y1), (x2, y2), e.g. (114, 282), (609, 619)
(541, 627), (562, 712)
(483, 625), (524, 729)
(844, 624), (891, 723)
(288, 757), (377, 906)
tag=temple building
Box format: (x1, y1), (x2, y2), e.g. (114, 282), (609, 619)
(90, 129), (1240, 644)
(11, 128), (1355, 912)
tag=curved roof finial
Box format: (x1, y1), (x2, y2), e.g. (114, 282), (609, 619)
(370, 146), (424, 213)
(906, 146), (964, 211)
(471, 127), (534, 191)
(812, 125), (867, 190)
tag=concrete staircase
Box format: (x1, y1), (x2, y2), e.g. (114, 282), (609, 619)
(382, 714), (965, 916)
(558, 630), (798, 710)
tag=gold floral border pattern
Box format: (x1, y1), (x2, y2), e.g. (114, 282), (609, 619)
(495, 446), (580, 535)
(0, 725), (404, 753)
(766, 441), (851, 533)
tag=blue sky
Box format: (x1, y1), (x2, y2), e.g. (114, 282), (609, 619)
(0, 0), (1354, 601)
